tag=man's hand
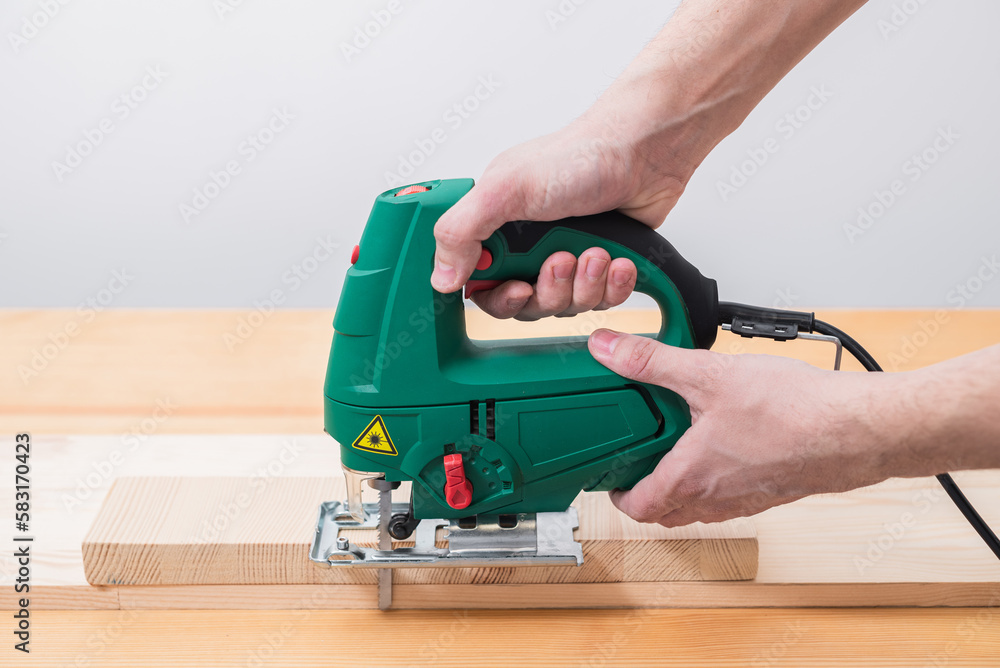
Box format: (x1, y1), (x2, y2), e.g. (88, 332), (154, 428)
(431, 0), (871, 316)
(586, 328), (897, 526)
(466, 247), (639, 321)
(417, 0), (1000, 529)
(430, 108), (689, 318)
(430, 110), (691, 298)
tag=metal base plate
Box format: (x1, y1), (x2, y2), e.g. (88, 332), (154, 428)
(309, 501), (583, 568)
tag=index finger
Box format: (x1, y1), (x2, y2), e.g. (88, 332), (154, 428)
(432, 185), (521, 293)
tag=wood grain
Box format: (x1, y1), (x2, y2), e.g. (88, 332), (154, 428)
(20, 608), (1000, 667)
(1, 434), (997, 610)
(110, 582), (1000, 610)
(3, 309), (1000, 663)
(4, 308), (997, 434)
(82, 476), (757, 587)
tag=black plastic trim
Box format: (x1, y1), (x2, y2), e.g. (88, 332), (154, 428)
(497, 214), (719, 350)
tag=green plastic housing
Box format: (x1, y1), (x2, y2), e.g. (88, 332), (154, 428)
(324, 178), (717, 519)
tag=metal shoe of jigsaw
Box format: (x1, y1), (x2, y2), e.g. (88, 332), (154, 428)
(309, 178), (720, 608)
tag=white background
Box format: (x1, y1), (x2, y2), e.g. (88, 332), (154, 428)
(1, 0), (998, 309)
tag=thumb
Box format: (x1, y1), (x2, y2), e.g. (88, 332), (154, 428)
(431, 184), (521, 293)
(588, 329), (705, 398)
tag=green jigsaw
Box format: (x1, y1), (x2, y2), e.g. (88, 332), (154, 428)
(309, 178), (723, 608)
(306, 178), (1000, 611)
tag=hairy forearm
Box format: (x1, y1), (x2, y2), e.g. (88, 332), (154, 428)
(586, 0), (869, 186)
(874, 344), (1000, 477)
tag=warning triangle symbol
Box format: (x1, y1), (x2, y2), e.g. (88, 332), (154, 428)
(351, 415), (398, 456)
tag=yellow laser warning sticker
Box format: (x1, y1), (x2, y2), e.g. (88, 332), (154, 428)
(352, 415), (398, 456)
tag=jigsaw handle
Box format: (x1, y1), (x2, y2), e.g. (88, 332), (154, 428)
(471, 214), (719, 350)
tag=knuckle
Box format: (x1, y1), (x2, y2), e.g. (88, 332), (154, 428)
(627, 496), (663, 524)
(603, 289), (629, 308)
(658, 510), (692, 528)
(478, 174), (519, 212)
(549, 250), (577, 264)
(432, 223), (466, 251)
(479, 298), (511, 320)
(572, 294), (602, 315)
(672, 474), (709, 504)
(581, 246), (611, 264)
(619, 337), (660, 381)
(694, 350), (733, 387)
(540, 289), (573, 314)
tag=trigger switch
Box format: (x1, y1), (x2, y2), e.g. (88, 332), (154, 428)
(476, 249), (493, 271)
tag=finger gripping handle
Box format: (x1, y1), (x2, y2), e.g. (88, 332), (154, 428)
(475, 212), (719, 350)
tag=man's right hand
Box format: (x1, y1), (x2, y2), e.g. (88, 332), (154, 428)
(430, 103), (693, 319)
(429, 0), (872, 320)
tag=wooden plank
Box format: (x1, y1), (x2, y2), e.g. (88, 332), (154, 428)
(15, 586), (120, 610)
(4, 308), (999, 435)
(109, 582), (1000, 610)
(5, 310), (1000, 610)
(21, 608), (1000, 667)
(6, 310), (999, 659)
(82, 476), (758, 587)
(3, 434), (998, 609)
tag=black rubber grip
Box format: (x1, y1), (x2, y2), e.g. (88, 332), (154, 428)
(496, 212), (719, 350)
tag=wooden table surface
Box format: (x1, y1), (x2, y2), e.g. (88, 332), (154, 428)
(3, 308), (1000, 666)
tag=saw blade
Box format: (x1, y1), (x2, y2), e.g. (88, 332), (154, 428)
(374, 481), (393, 610)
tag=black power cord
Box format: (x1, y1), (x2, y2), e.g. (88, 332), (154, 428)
(719, 301), (1000, 561)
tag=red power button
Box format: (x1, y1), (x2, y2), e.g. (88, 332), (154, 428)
(443, 453), (473, 510)
(476, 248), (493, 271)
